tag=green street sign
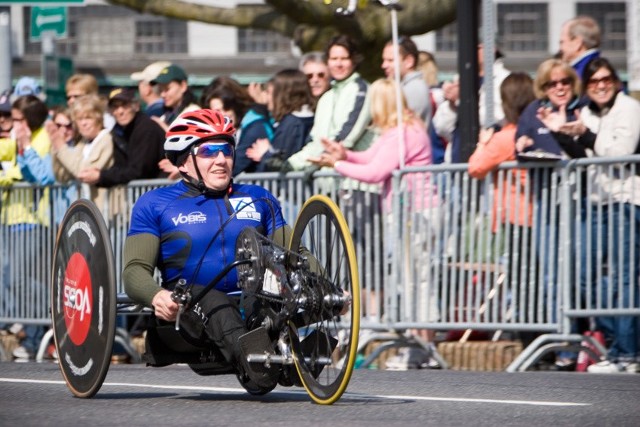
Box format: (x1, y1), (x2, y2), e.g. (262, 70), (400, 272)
(0, 1), (83, 3)
(30, 6), (67, 41)
(43, 55), (74, 106)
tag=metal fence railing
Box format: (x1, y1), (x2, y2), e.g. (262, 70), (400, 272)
(1, 156), (639, 368)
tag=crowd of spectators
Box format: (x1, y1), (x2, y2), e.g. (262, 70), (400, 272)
(0, 14), (638, 373)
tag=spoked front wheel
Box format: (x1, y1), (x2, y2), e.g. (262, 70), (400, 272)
(288, 195), (360, 405)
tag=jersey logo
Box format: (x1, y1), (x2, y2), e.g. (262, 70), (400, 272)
(171, 211), (207, 226)
(230, 197), (262, 221)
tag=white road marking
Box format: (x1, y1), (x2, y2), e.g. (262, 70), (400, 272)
(357, 394), (590, 406)
(0, 378), (590, 407)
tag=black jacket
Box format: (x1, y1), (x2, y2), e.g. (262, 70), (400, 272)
(98, 111), (166, 187)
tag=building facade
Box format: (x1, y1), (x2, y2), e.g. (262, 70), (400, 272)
(1, 0), (631, 87)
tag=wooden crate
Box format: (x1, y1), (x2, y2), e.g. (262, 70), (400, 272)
(437, 340), (523, 371)
(0, 334), (19, 361)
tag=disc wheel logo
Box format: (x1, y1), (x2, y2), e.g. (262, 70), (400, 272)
(51, 200), (116, 398)
(63, 252), (92, 345)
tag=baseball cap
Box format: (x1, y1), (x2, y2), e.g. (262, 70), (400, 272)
(108, 87), (136, 106)
(151, 64), (188, 85)
(12, 76), (43, 97)
(130, 61), (172, 82)
(0, 90), (11, 113)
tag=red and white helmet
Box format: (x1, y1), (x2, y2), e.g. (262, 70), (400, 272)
(164, 109), (236, 165)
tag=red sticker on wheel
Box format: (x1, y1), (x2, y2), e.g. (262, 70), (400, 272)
(63, 252), (93, 345)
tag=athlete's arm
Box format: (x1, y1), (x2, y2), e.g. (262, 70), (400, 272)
(122, 233), (165, 306)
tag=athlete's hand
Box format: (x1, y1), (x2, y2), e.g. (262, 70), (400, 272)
(151, 289), (179, 321)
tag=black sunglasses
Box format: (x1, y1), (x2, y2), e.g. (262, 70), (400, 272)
(55, 122), (73, 130)
(543, 77), (573, 90)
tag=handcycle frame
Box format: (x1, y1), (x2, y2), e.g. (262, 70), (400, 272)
(50, 195), (360, 405)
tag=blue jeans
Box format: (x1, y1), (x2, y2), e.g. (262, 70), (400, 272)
(534, 198), (560, 324)
(580, 202), (640, 361)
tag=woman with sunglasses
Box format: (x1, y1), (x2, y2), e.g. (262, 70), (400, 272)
(123, 108), (292, 392)
(514, 59), (587, 370)
(515, 58), (584, 158)
(45, 106), (78, 222)
(51, 94), (114, 212)
(46, 106), (76, 148)
(550, 58), (640, 374)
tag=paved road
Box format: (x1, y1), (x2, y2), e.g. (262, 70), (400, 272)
(1, 361), (639, 426)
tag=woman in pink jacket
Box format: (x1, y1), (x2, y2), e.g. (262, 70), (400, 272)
(309, 78), (438, 214)
(310, 78), (440, 367)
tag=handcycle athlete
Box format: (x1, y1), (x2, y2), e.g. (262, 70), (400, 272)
(120, 109), (358, 401)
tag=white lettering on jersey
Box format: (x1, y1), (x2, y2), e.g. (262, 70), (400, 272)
(229, 197), (262, 221)
(171, 211), (207, 226)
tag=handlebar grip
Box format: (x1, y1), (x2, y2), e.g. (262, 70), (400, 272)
(174, 305), (184, 331)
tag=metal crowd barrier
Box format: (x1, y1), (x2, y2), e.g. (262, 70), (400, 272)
(507, 156), (640, 371)
(1, 157), (639, 368)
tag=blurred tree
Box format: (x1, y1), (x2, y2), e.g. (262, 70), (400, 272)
(106, 0), (456, 80)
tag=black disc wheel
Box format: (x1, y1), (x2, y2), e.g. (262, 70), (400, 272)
(51, 199), (116, 398)
(288, 195), (360, 405)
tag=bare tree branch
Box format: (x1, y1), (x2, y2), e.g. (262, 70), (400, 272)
(105, 0), (456, 43)
(104, 0), (457, 80)
(107, 0), (298, 35)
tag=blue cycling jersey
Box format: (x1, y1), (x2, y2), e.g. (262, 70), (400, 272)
(128, 180), (286, 293)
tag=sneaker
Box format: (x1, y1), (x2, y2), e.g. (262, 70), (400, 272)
(625, 362), (640, 373)
(385, 350), (410, 371)
(424, 357), (441, 369)
(587, 360), (639, 374)
(554, 357), (576, 371)
(8, 323), (23, 336)
(12, 345), (33, 360)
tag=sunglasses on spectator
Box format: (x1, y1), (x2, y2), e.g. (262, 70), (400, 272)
(192, 142), (234, 158)
(55, 121), (73, 130)
(587, 75), (614, 87)
(306, 72), (326, 80)
(543, 77), (572, 90)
